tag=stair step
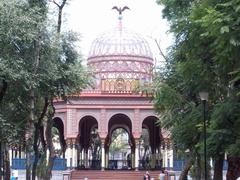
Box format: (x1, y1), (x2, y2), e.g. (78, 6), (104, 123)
(71, 170), (161, 180)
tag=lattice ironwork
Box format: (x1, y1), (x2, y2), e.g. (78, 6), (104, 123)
(88, 27), (152, 58)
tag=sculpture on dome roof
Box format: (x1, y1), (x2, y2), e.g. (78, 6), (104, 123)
(112, 6), (130, 15)
(112, 6), (130, 30)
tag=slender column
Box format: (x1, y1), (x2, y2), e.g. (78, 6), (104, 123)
(164, 140), (169, 168)
(101, 140), (105, 170)
(76, 144), (80, 168)
(16, 148), (20, 158)
(72, 139), (77, 168)
(14, 148), (17, 158)
(46, 149), (50, 164)
(65, 139), (72, 168)
(80, 148), (83, 166)
(87, 149), (91, 167)
(84, 149), (88, 168)
(152, 153), (156, 169)
(21, 151), (25, 158)
(19, 146), (22, 158)
(165, 150), (168, 168)
(158, 145), (162, 168)
(210, 158), (213, 168)
(70, 139), (73, 169)
(135, 139), (140, 171)
(162, 141), (166, 168)
(168, 142), (173, 168)
(131, 150), (135, 169)
(9, 149), (12, 167)
(105, 149), (109, 169)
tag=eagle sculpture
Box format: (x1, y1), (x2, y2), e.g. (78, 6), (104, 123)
(112, 6), (130, 15)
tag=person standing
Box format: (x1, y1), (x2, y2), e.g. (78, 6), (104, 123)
(143, 171), (151, 180)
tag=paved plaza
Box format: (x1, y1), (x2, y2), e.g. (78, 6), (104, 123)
(13, 170), (227, 180)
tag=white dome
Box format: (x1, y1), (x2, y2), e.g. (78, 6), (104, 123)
(88, 27), (153, 58)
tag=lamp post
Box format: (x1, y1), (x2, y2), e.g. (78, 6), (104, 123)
(199, 92), (208, 180)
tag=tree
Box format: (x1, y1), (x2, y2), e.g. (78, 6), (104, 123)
(0, 1), (48, 178)
(155, 0), (240, 179)
(0, 0), (90, 179)
(140, 128), (150, 162)
(109, 129), (129, 160)
(89, 128), (101, 168)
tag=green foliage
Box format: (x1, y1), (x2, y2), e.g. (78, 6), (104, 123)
(0, 115), (22, 144)
(0, 2), (91, 179)
(90, 128), (101, 160)
(209, 99), (240, 157)
(155, 0), (240, 177)
(141, 129), (150, 150)
(36, 153), (48, 179)
(140, 128), (150, 160)
(156, 0), (195, 21)
(109, 128), (129, 158)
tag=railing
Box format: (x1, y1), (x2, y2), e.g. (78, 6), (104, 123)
(89, 160), (101, 169)
(77, 160), (101, 170)
(173, 160), (228, 171)
(173, 160), (185, 171)
(108, 160), (132, 170)
(138, 160), (162, 170)
(223, 160), (228, 170)
(12, 158), (66, 170)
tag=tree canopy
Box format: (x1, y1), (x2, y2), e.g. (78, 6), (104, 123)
(155, 0), (240, 179)
(0, 0), (91, 179)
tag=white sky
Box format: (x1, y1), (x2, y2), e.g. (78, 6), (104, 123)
(53, 0), (173, 64)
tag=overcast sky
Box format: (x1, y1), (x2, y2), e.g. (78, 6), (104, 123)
(53, 0), (173, 64)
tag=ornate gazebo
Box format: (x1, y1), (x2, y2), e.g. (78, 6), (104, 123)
(53, 11), (173, 171)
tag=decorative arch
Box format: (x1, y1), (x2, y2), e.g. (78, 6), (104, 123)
(53, 117), (66, 156)
(106, 111), (134, 129)
(108, 113), (132, 133)
(140, 114), (158, 126)
(77, 113), (99, 125)
(106, 113), (135, 169)
(109, 124), (131, 138)
(78, 116), (99, 150)
(142, 116), (161, 153)
(53, 115), (66, 132)
(77, 116), (101, 169)
(106, 113), (135, 153)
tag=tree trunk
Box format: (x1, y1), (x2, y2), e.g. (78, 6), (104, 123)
(0, 142), (3, 180)
(0, 79), (7, 103)
(57, 8), (62, 34)
(26, 89), (35, 180)
(179, 159), (192, 180)
(53, 0), (67, 34)
(226, 156), (240, 180)
(26, 28), (42, 179)
(213, 155), (224, 180)
(32, 123), (40, 180)
(195, 154), (202, 180)
(32, 97), (49, 180)
(43, 101), (56, 180)
(3, 144), (10, 180)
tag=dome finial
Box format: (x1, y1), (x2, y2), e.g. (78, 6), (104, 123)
(112, 6), (130, 31)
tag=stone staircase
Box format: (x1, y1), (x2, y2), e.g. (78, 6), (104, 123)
(71, 170), (161, 180)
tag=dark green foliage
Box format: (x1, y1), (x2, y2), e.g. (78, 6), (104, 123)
(155, 0), (240, 178)
(0, 0), (90, 178)
(209, 99), (240, 157)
